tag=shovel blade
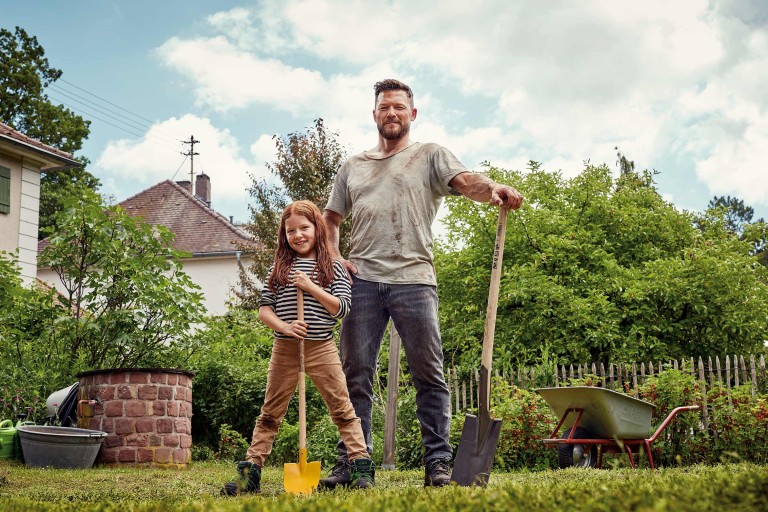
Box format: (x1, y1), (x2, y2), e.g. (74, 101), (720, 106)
(450, 413), (503, 487)
(284, 448), (321, 494)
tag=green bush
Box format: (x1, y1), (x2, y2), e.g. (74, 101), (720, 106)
(637, 367), (708, 466)
(707, 385), (768, 464)
(484, 380), (556, 470)
(216, 423), (249, 461)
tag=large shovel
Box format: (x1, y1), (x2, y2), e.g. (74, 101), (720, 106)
(284, 289), (321, 494)
(451, 207), (507, 487)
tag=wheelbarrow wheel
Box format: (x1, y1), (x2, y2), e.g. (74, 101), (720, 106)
(557, 426), (598, 469)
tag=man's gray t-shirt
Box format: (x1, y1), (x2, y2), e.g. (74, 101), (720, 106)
(325, 142), (468, 286)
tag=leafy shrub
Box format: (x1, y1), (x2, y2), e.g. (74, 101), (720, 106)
(485, 380), (557, 470)
(0, 386), (45, 424)
(191, 444), (216, 462)
(637, 367), (708, 466)
(707, 385), (768, 464)
(216, 423), (249, 462)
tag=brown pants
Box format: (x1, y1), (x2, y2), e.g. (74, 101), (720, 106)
(245, 338), (368, 466)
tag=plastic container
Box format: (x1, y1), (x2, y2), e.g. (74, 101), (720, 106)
(0, 419), (16, 459)
(17, 425), (107, 468)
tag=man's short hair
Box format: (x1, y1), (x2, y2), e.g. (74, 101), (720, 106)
(374, 79), (413, 107)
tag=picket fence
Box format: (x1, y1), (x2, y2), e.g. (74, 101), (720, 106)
(447, 353), (768, 416)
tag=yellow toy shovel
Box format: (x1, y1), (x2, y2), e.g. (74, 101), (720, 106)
(284, 289), (321, 494)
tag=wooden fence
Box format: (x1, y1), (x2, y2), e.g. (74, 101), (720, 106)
(447, 353), (768, 415)
(380, 324), (766, 469)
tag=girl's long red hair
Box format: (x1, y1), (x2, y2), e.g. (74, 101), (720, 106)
(268, 200), (335, 292)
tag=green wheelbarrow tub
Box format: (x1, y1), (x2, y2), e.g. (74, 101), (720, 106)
(536, 387), (655, 439)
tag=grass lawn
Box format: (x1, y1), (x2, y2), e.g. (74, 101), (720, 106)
(1, 460), (766, 511)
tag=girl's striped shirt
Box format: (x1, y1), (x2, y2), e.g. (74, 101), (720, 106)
(259, 258), (351, 341)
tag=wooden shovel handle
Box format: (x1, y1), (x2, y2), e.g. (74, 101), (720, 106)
(480, 207), (507, 408)
(297, 289), (307, 451)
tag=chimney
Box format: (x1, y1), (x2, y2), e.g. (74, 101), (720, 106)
(175, 180), (192, 194)
(195, 173), (211, 207)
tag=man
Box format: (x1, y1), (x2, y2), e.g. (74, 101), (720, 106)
(322, 79), (523, 488)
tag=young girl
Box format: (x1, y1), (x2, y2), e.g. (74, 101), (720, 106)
(222, 200), (374, 495)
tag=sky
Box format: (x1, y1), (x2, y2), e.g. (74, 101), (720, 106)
(2, 0), (768, 230)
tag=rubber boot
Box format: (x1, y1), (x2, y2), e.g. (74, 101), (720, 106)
(349, 458), (375, 489)
(221, 461), (261, 496)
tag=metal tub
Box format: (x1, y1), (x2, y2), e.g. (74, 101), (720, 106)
(536, 386), (655, 439)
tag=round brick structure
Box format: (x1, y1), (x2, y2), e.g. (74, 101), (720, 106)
(77, 368), (194, 467)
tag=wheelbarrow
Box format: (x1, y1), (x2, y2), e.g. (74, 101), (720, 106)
(536, 386), (699, 469)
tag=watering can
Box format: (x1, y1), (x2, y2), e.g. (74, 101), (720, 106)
(0, 419), (17, 459)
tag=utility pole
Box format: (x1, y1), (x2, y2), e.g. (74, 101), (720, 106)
(181, 135), (200, 183)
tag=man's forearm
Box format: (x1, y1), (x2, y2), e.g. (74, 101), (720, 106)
(449, 172), (497, 203)
(323, 210), (343, 259)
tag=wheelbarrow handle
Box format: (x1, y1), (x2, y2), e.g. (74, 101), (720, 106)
(647, 405), (700, 443)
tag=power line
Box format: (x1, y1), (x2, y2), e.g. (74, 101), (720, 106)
(47, 79), (190, 148)
(47, 78), (207, 182)
(57, 78), (186, 142)
(49, 84), (180, 145)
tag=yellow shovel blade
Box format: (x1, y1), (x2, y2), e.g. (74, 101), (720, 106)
(284, 448), (321, 494)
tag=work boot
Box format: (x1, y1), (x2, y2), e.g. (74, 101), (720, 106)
(319, 460), (351, 489)
(221, 461), (261, 496)
(349, 458), (375, 489)
(424, 457), (451, 487)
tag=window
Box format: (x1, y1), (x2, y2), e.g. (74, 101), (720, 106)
(0, 166), (10, 214)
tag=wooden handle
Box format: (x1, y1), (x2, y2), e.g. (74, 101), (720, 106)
(480, 207), (507, 410)
(297, 289), (307, 451)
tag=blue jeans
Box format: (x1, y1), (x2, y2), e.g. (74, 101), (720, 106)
(336, 277), (452, 465)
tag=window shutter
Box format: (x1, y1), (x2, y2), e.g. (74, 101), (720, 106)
(0, 166), (10, 214)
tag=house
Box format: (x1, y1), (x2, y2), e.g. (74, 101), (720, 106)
(0, 121), (79, 285)
(38, 174), (256, 316)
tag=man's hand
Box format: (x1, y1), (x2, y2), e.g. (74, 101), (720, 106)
(490, 184), (524, 210)
(339, 258), (358, 277)
(449, 172), (524, 210)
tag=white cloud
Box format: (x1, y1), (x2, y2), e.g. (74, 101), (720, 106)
(146, 0), (768, 219)
(95, 115), (259, 222)
(156, 36), (326, 113)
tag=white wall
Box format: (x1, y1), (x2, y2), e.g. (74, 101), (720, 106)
(0, 156), (21, 255)
(181, 255), (253, 316)
(17, 165), (41, 285)
(0, 154), (42, 286)
(37, 254), (255, 317)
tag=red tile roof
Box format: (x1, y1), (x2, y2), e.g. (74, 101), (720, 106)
(38, 180), (255, 255)
(0, 121), (78, 164)
(118, 180), (254, 254)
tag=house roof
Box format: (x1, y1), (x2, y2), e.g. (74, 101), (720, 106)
(118, 180), (254, 255)
(0, 121), (79, 170)
(38, 179), (255, 256)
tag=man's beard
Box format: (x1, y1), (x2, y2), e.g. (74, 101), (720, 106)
(377, 120), (409, 140)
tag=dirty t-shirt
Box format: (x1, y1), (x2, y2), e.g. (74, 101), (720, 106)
(325, 142), (468, 286)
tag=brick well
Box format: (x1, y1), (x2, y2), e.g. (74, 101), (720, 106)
(77, 368), (195, 468)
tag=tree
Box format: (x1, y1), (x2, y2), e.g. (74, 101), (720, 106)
(1, 26), (100, 236)
(38, 192), (206, 369)
(435, 163), (768, 370)
(615, 146), (635, 175)
(238, 118), (350, 308)
(705, 195), (767, 266)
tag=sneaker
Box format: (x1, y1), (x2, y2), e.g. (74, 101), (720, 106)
(424, 457), (451, 487)
(349, 458), (375, 489)
(221, 461), (261, 496)
(319, 460), (351, 489)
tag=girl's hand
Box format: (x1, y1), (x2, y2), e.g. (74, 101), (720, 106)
(282, 320), (308, 339)
(292, 270), (315, 291)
